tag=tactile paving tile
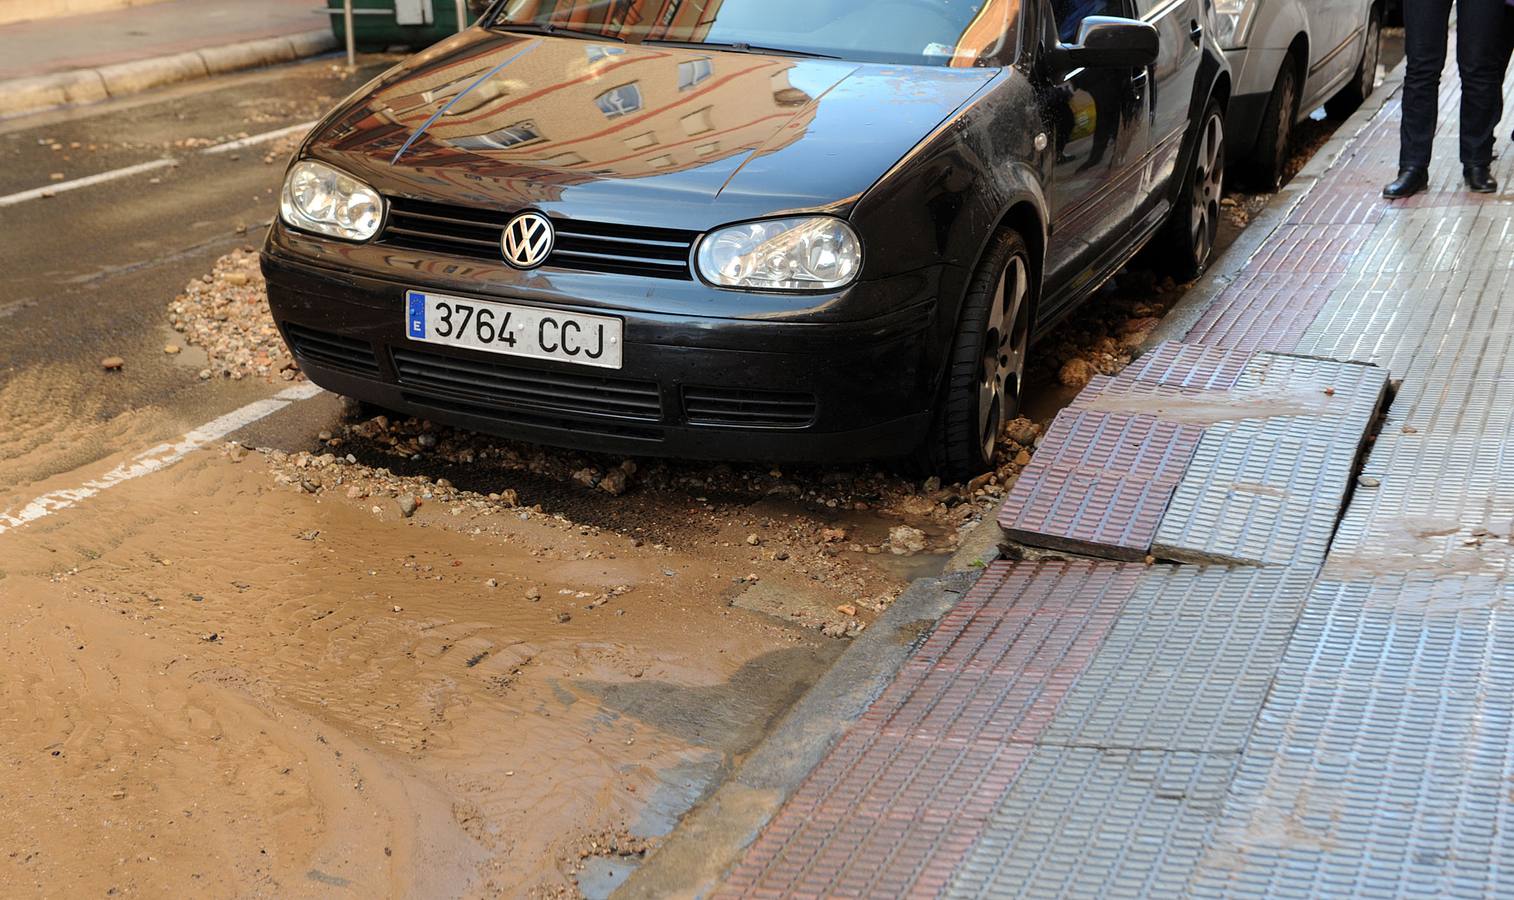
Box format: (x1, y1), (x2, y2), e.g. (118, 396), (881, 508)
(1241, 223), (1375, 275)
(721, 560), (1143, 898)
(1106, 341), (1251, 393)
(1035, 565), (1315, 752)
(996, 343), (1256, 559)
(1183, 270), (1342, 353)
(999, 409), (1202, 560)
(1286, 183), (1390, 227)
(1338, 203), (1485, 273)
(945, 749), (1236, 900)
(1190, 575), (1514, 899)
(1293, 267), (1514, 374)
(1152, 354), (1388, 567)
(1324, 432), (1514, 583)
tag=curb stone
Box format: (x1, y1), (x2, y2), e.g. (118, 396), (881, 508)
(614, 572), (978, 899)
(0, 28), (337, 119)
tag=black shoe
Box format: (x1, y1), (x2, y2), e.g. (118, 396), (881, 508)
(1383, 167), (1429, 198)
(1464, 165), (1498, 193)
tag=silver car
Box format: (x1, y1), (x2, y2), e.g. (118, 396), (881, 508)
(1215, 0), (1382, 189)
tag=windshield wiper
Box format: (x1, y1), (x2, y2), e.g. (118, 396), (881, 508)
(639, 39), (838, 59)
(490, 22), (624, 42)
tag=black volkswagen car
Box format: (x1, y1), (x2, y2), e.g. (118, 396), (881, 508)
(263, 0), (1229, 479)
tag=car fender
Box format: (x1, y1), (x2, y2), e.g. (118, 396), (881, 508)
(1167, 39), (1231, 211)
(850, 69), (1049, 398)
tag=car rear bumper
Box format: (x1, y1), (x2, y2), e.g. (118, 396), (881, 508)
(260, 245), (944, 463)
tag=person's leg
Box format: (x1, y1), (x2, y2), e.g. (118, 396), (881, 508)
(1399, 0), (1452, 170)
(1456, 0), (1509, 167)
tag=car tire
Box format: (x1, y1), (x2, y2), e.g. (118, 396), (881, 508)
(1325, 5), (1381, 119)
(1243, 56), (1298, 192)
(925, 228), (1034, 483)
(1159, 99), (1226, 282)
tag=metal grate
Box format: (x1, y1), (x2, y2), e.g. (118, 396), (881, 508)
(392, 347), (662, 422)
(283, 323), (381, 377)
(380, 197), (698, 280)
(682, 386), (818, 428)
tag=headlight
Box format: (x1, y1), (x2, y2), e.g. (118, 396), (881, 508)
(1210, 0), (1256, 48)
(280, 160), (384, 242)
(696, 217), (862, 291)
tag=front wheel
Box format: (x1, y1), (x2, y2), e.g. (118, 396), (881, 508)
(1242, 57), (1298, 192)
(924, 229), (1034, 483)
(1159, 100), (1225, 282)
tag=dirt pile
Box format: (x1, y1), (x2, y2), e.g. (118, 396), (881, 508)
(169, 248), (301, 383)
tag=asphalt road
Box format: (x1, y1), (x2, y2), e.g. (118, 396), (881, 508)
(0, 55), (395, 488)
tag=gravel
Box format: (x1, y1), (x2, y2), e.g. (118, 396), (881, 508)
(169, 249), (303, 383)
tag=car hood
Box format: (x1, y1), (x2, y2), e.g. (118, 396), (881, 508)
(306, 30), (998, 231)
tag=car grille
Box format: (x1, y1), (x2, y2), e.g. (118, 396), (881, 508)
(683, 386), (818, 428)
(284, 324), (381, 377)
(380, 197), (698, 280)
(392, 348), (663, 422)
(400, 392), (665, 442)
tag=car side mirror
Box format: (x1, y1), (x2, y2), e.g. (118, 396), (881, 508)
(1047, 17), (1160, 75)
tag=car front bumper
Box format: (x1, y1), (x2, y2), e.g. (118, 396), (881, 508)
(260, 231), (946, 463)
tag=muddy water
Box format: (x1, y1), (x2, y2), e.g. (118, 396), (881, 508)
(0, 451), (839, 897)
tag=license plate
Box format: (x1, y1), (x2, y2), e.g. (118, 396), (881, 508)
(405, 291), (623, 370)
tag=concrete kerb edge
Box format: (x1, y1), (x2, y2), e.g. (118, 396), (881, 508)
(0, 28), (337, 119)
(614, 570), (979, 900)
(1145, 58), (1409, 348)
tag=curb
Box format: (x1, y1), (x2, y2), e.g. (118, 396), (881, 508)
(0, 28), (337, 119)
(614, 571), (980, 899)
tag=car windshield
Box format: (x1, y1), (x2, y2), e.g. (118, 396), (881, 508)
(491, 0), (1022, 67)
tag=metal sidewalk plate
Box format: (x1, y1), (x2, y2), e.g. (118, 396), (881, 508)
(1151, 352), (1388, 567)
(1190, 575), (1514, 899)
(999, 408), (1202, 560)
(722, 560), (1146, 898)
(997, 342), (1250, 560)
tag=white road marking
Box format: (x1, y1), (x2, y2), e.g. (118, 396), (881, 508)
(202, 121), (318, 155)
(0, 158), (178, 208)
(0, 383), (324, 536)
(0, 119), (315, 209)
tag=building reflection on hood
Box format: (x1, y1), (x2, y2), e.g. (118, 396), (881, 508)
(327, 35), (817, 193)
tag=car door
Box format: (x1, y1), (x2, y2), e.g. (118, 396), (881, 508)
(1307, 0), (1365, 101)
(1038, 0), (1151, 314)
(1130, 0), (1204, 228)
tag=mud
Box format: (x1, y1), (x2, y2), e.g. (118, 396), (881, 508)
(1079, 385), (1334, 425)
(1322, 514), (1514, 590)
(0, 449), (840, 898)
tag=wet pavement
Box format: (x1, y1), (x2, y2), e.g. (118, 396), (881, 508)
(690, 41), (1514, 900)
(0, 36), (1405, 900)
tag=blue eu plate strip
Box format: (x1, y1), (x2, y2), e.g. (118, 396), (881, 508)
(406, 291), (427, 339)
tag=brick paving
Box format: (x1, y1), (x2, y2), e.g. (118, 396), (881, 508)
(718, 58), (1514, 900)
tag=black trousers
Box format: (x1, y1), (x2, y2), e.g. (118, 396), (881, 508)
(1400, 0), (1511, 168)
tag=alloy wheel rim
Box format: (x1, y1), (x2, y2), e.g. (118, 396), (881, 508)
(1190, 112), (1224, 268)
(979, 254), (1031, 462)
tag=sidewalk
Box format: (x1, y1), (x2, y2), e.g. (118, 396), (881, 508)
(624, 58), (1514, 900)
(0, 0), (333, 117)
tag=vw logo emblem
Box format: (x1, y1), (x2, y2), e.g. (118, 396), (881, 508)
(501, 211), (555, 269)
